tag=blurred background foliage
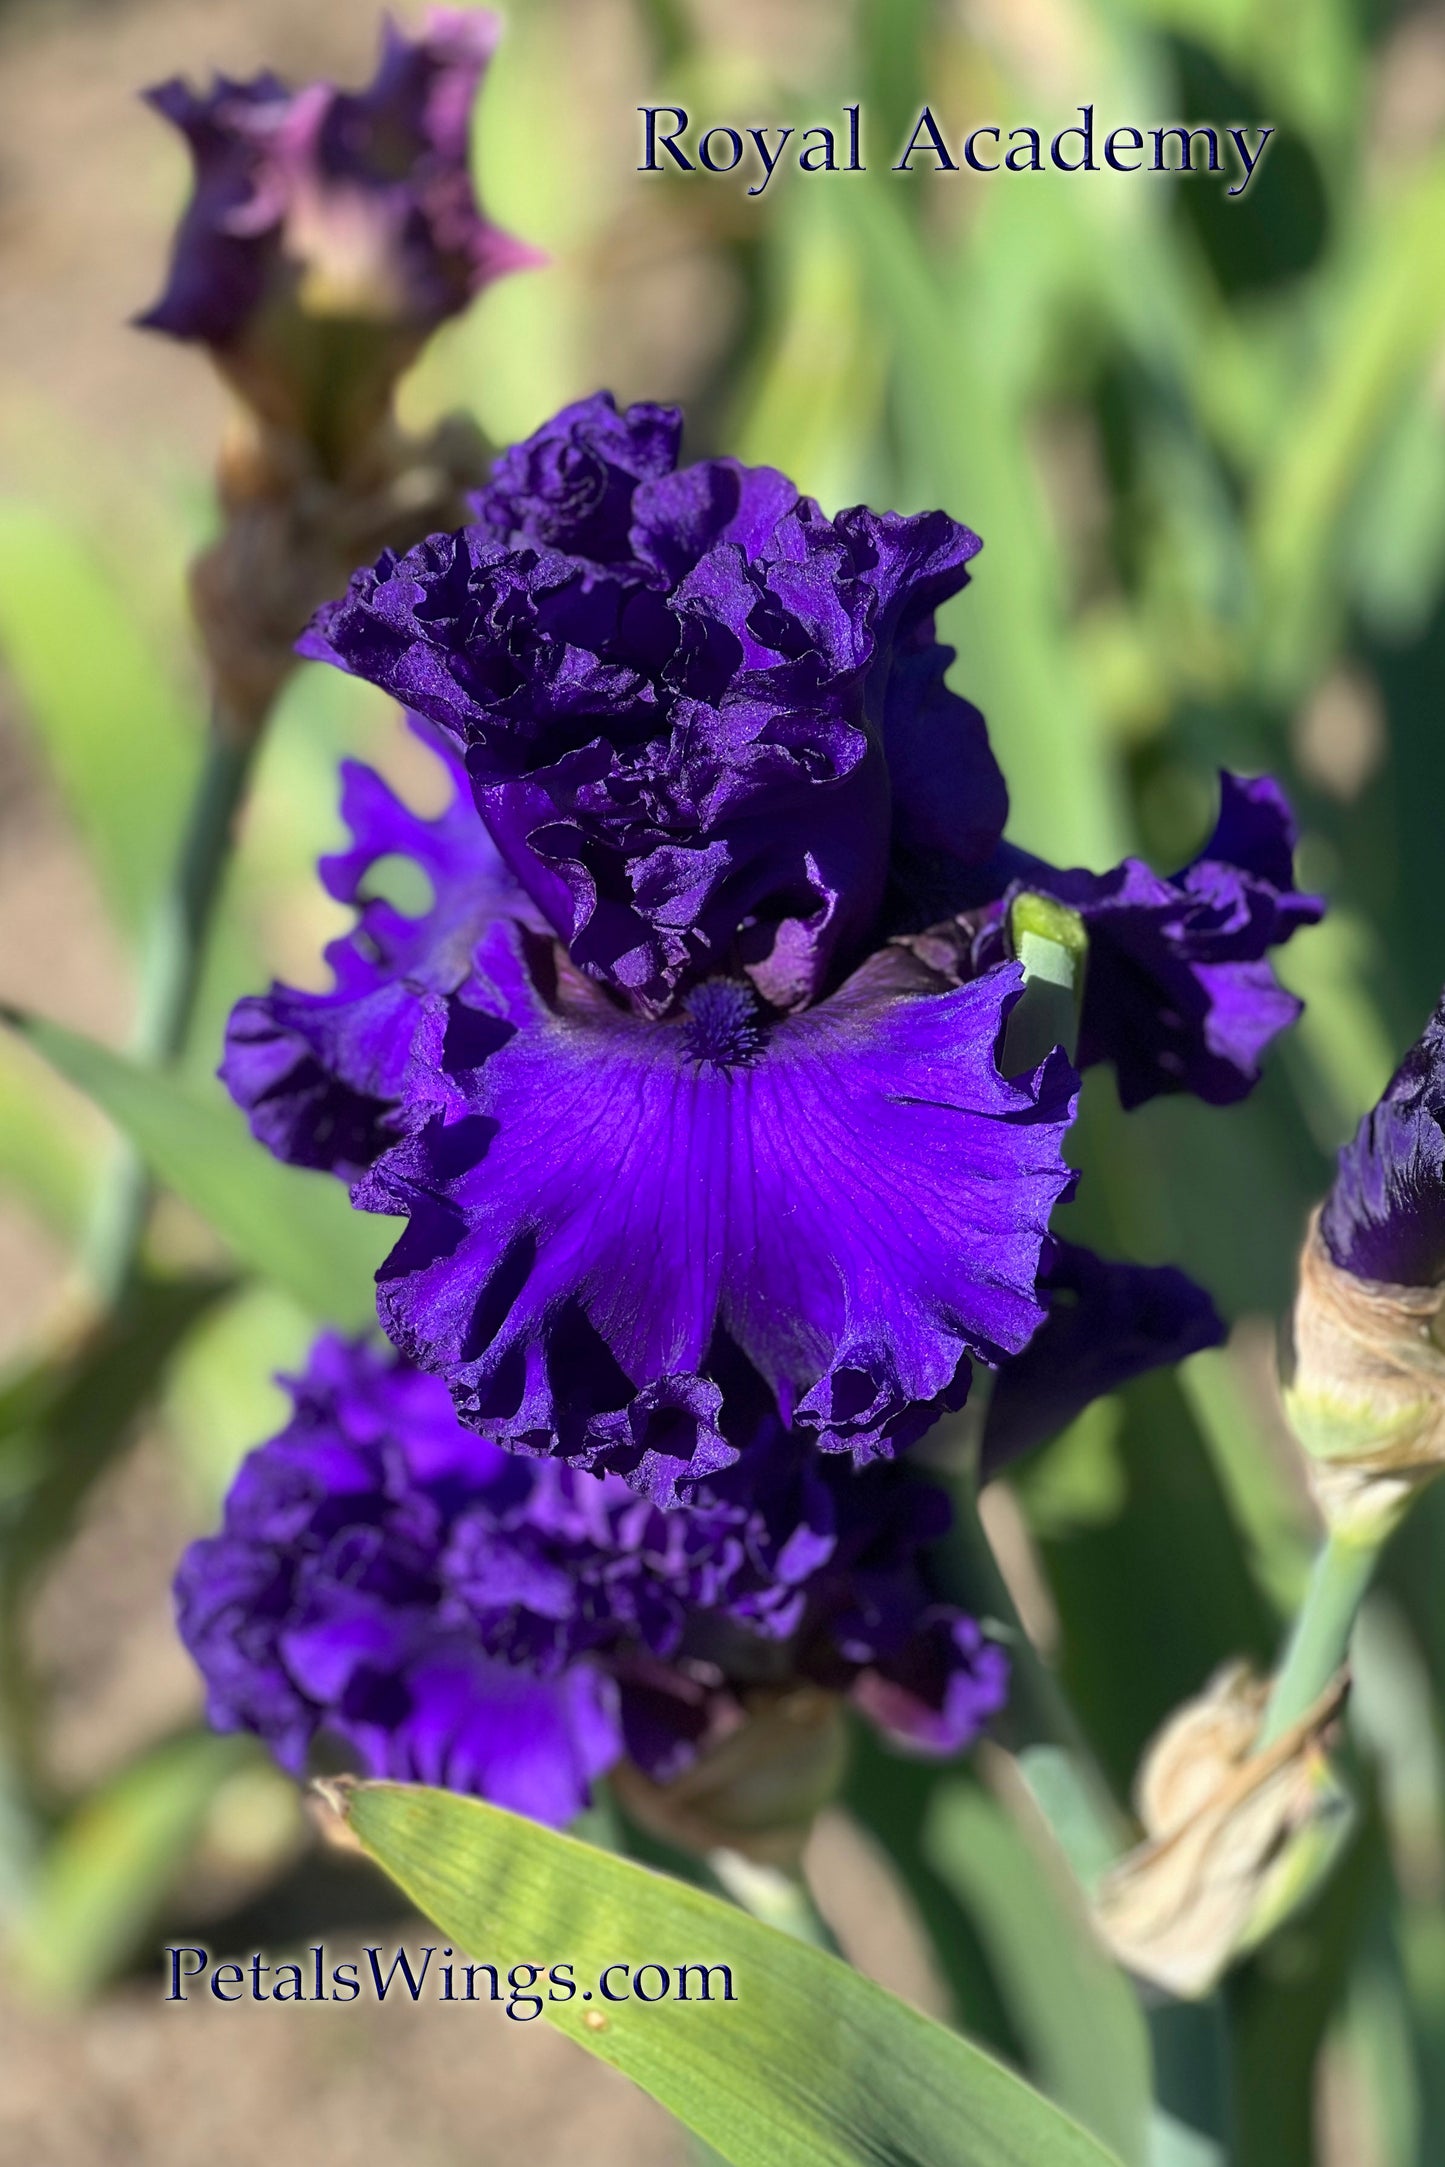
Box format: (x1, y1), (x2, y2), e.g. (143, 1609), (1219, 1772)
(1, 0), (1444, 2160)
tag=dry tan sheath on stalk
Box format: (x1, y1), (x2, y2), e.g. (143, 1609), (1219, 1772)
(1287, 1207), (1445, 1537)
(1091, 1662), (1348, 2000)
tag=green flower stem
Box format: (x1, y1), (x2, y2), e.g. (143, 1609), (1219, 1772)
(610, 1786), (840, 1953)
(3, 714), (260, 1820)
(81, 715), (259, 1308)
(1256, 1527), (1382, 1750)
(941, 1471), (1127, 1884)
(707, 1848), (842, 1955)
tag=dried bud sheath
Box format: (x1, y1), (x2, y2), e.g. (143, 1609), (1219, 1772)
(1288, 1208), (1445, 1538)
(1093, 1663), (1348, 1999)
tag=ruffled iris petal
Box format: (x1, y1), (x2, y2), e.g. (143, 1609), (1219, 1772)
(221, 721), (532, 1179)
(973, 772), (1322, 1108)
(355, 929), (1078, 1501)
(138, 9), (534, 350)
(981, 1238), (1226, 1476)
(336, 1651), (620, 1824)
(849, 1614), (1011, 1756)
(174, 1334), (1007, 1807)
(302, 392), (1008, 1017)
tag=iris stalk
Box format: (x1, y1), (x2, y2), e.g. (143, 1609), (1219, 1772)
(1256, 1528), (1380, 1749)
(80, 711), (258, 1307)
(708, 1849), (842, 1954)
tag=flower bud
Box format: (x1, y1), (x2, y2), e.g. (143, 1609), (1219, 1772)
(138, 10), (540, 472)
(1092, 1662), (1349, 1999)
(1288, 990), (1445, 1538)
(1000, 891), (1088, 1075)
(610, 1688), (849, 1871)
(1287, 1211), (1445, 1538)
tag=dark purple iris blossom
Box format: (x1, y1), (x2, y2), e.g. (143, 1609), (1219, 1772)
(300, 391), (1009, 1016)
(980, 1239), (1226, 1478)
(226, 425), (1077, 1499)
(965, 774), (1323, 1109)
(1320, 991), (1445, 1288)
(138, 12), (538, 424)
(222, 398), (1320, 1500)
(175, 1335), (1009, 1817)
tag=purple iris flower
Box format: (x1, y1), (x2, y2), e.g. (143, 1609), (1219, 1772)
(225, 413), (1078, 1497)
(138, 11), (539, 440)
(175, 1335), (1009, 1818)
(220, 723), (1214, 1484)
(347, 921), (1076, 1500)
(223, 395), (1315, 1500)
(1320, 990), (1445, 1288)
(297, 393), (1317, 1085)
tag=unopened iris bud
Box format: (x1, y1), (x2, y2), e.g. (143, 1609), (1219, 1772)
(1288, 990), (1445, 1539)
(1093, 1662), (1349, 1999)
(137, 14), (541, 732)
(138, 10), (539, 468)
(1000, 892), (1089, 1075)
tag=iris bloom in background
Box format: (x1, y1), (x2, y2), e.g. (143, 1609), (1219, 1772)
(139, 8), (539, 462)
(175, 1335), (1009, 1824)
(135, 11), (544, 730)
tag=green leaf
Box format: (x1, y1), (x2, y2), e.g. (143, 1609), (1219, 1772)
(338, 1777), (1128, 2167)
(1274, 909), (1397, 1155)
(729, 192), (885, 516)
(1225, 1796), (1385, 2167)
(1178, 1348), (1312, 1616)
(852, 183), (1126, 870)
(6, 1730), (253, 2002)
(0, 1277), (230, 1823)
(843, 1730), (1022, 2066)
(0, 1274), (228, 1586)
(924, 1777), (1151, 2167)
(1030, 1371), (1279, 1794)
(2, 1011), (388, 1326)
(1250, 156), (1445, 692)
(162, 1282), (317, 1515)
(0, 501), (198, 934)
(0, 1034), (101, 1239)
